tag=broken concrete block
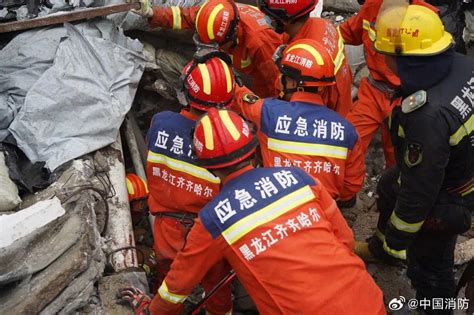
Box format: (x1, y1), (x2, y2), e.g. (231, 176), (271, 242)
(40, 203), (105, 315)
(142, 41), (159, 71)
(0, 197), (65, 248)
(455, 238), (474, 265)
(323, 0), (360, 13)
(0, 151), (21, 212)
(0, 194), (104, 314)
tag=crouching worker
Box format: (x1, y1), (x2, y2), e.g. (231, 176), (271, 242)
(119, 108), (386, 314)
(231, 38), (365, 206)
(126, 53), (237, 315)
(366, 4), (473, 312)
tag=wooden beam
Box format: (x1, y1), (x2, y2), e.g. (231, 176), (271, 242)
(0, 2), (141, 33)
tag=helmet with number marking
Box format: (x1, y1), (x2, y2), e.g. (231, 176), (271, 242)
(193, 108), (258, 169)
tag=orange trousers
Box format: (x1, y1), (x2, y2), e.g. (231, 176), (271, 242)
(153, 218), (232, 315)
(347, 77), (397, 168)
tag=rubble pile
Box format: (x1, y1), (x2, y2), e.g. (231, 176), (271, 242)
(0, 0), (473, 314)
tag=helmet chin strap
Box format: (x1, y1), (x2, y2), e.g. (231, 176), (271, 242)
(278, 75), (320, 99)
(274, 20), (285, 34)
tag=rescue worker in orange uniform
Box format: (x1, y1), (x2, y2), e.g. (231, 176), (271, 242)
(134, 0), (284, 98)
(143, 54), (236, 315)
(257, 0), (354, 117)
(339, 0), (439, 168)
(232, 39), (365, 205)
(119, 108), (386, 314)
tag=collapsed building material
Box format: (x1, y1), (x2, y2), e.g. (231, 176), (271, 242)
(455, 238), (474, 266)
(0, 150), (21, 211)
(123, 114), (155, 233)
(100, 135), (139, 272)
(0, 3), (140, 33)
(99, 271), (149, 315)
(323, 0), (360, 13)
(0, 192), (106, 314)
(0, 197), (64, 249)
(6, 21), (145, 171)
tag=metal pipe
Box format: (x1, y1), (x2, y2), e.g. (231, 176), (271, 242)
(104, 134), (138, 271)
(123, 115), (155, 235)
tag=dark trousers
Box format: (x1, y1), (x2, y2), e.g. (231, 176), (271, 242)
(376, 166), (472, 315)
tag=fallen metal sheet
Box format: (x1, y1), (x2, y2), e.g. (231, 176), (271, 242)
(0, 3), (140, 33)
(8, 21), (145, 171)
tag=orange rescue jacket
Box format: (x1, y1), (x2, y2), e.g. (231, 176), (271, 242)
(288, 18), (353, 117)
(146, 109), (220, 214)
(149, 166), (385, 314)
(149, 4), (284, 98)
(232, 87), (365, 201)
(339, 0), (439, 86)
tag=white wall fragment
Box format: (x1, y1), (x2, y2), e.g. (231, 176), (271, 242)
(0, 197), (65, 248)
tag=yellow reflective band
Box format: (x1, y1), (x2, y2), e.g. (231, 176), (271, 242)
(222, 186), (315, 244)
(241, 55), (252, 68)
(158, 281), (188, 304)
(398, 125), (405, 138)
(142, 178), (149, 193)
(462, 187), (473, 196)
(198, 63), (211, 95)
(286, 43), (324, 65)
(147, 151), (220, 184)
(219, 59), (232, 93)
(219, 110), (240, 141)
(201, 115), (215, 150)
(268, 137), (348, 159)
(362, 19), (370, 31)
(390, 212), (424, 233)
(171, 6), (182, 30)
(383, 241), (406, 260)
(362, 19), (376, 41)
(449, 115), (473, 146)
(126, 178), (134, 195)
(375, 228), (385, 242)
(207, 3), (224, 40)
(333, 27), (345, 74)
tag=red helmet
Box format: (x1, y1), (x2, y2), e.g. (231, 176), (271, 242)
(195, 0), (240, 46)
(274, 39), (336, 88)
(193, 108), (258, 169)
(257, 0), (317, 22)
(126, 173), (149, 201)
(182, 54), (236, 111)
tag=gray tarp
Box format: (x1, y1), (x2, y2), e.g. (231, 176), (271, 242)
(0, 26), (66, 140)
(5, 20), (145, 171)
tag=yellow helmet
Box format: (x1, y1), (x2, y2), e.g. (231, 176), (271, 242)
(374, 4), (453, 56)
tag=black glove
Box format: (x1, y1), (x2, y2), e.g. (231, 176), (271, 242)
(337, 196), (357, 209)
(367, 236), (405, 267)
